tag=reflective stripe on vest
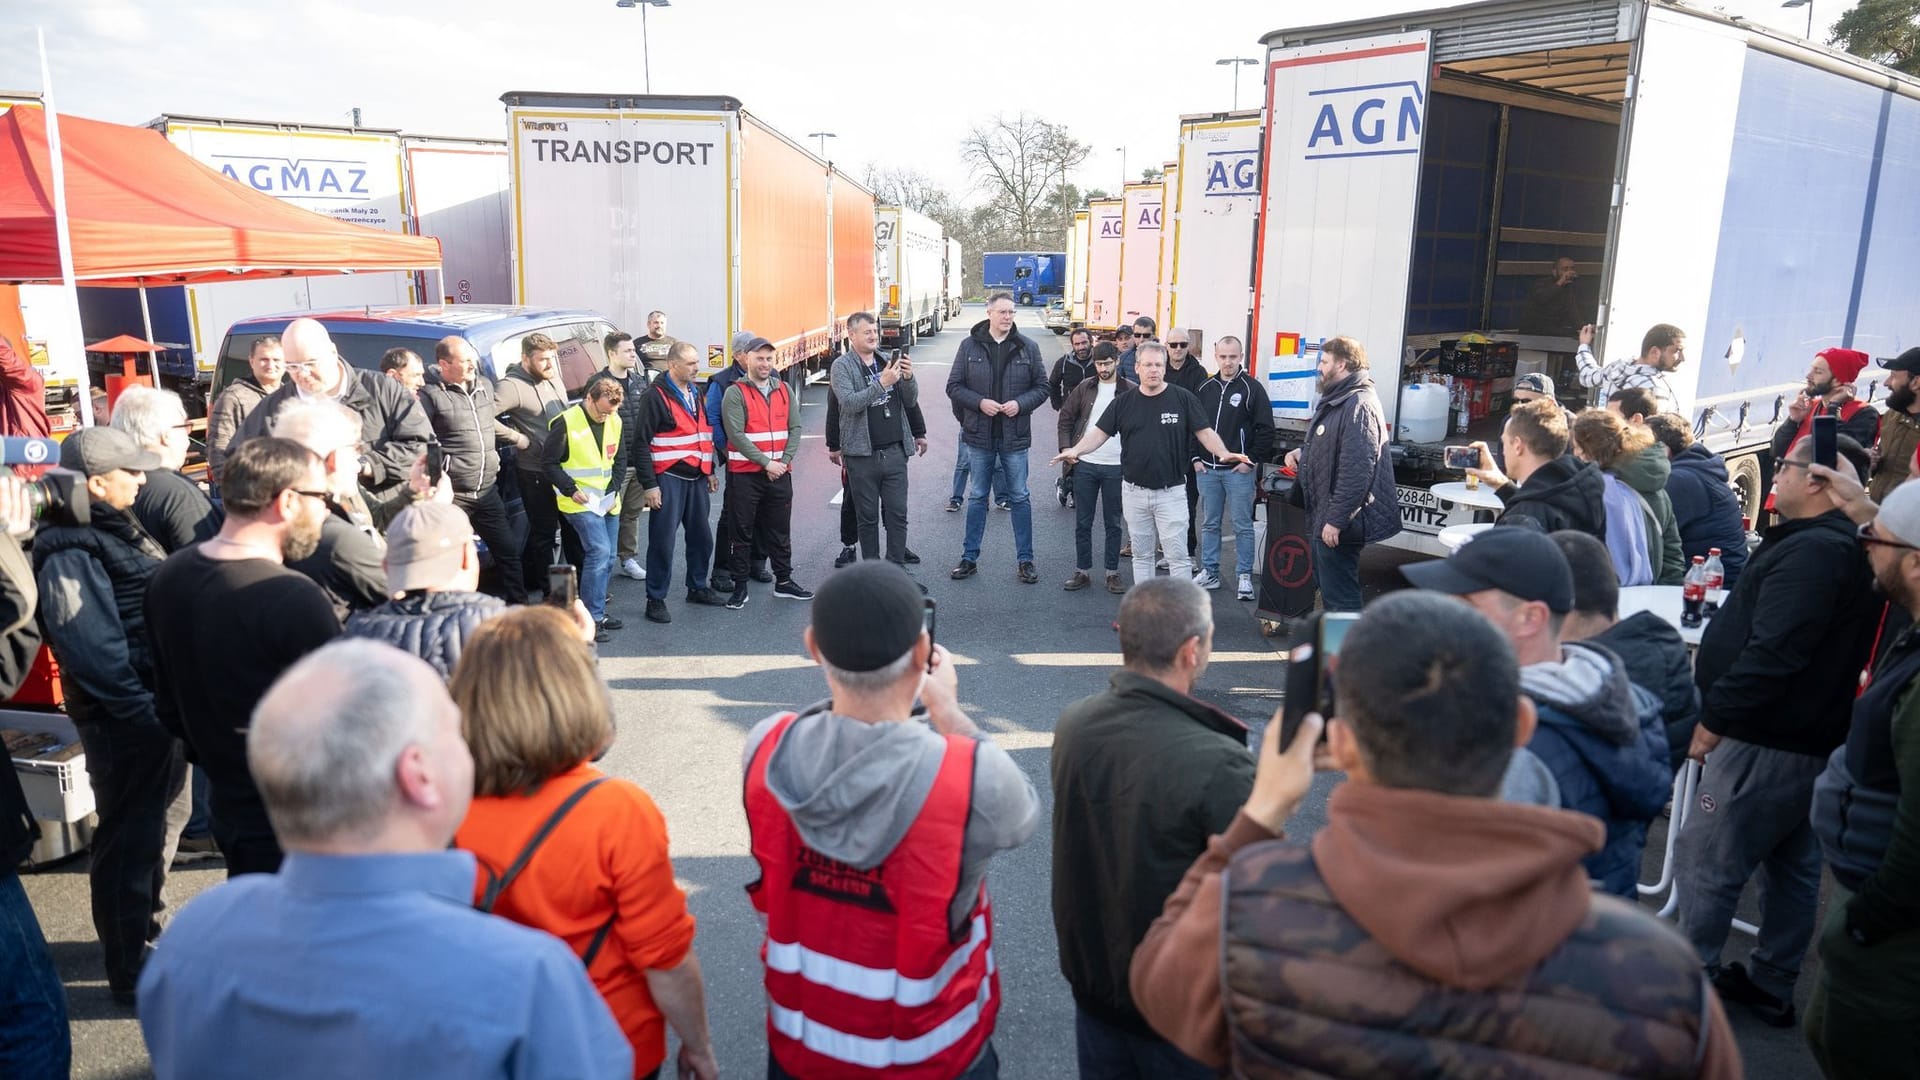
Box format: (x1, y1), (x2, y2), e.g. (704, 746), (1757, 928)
(744, 711), (998, 1079)
(554, 406), (621, 516)
(650, 381), (713, 475)
(729, 382), (792, 473)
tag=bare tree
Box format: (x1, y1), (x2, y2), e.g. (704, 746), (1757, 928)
(861, 165), (951, 217)
(959, 113), (1091, 248)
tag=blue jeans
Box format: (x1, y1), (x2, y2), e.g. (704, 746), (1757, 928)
(645, 473), (714, 601)
(1312, 534), (1365, 612)
(962, 444), (1032, 563)
(1074, 1005), (1213, 1080)
(0, 874), (70, 1079)
(950, 430), (1008, 502)
(1197, 466), (1257, 576)
(563, 508), (621, 622)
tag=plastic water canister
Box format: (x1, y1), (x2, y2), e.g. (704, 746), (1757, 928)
(1397, 382), (1448, 444)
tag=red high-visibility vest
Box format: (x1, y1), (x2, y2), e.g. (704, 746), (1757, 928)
(730, 381), (793, 474)
(745, 712), (999, 1079)
(649, 380), (713, 476)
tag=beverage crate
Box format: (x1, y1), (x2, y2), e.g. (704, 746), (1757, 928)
(1438, 339), (1518, 379)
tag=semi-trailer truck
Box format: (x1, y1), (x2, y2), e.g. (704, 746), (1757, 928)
(982, 251), (1065, 306)
(1252, 0), (1918, 554)
(943, 236), (964, 320)
(402, 135), (511, 305)
(1166, 111), (1261, 365)
(1155, 162), (1178, 339)
(1085, 200), (1125, 331)
(1066, 210), (1091, 326)
(1116, 181), (1163, 328)
(876, 204), (945, 347)
(501, 91), (876, 374)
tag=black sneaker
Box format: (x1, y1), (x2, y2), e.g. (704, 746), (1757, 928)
(1018, 561), (1039, 584)
(645, 599), (671, 624)
(687, 587), (727, 606)
(752, 565), (775, 583)
(725, 585), (750, 610)
(599, 616), (624, 631)
(945, 497), (962, 513)
(950, 558), (978, 580)
(594, 622), (613, 643)
(774, 579), (815, 600)
(904, 549), (921, 565)
(710, 573), (736, 593)
(995, 499), (1012, 511)
(834, 546), (858, 567)
(1711, 962), (1796, 1028)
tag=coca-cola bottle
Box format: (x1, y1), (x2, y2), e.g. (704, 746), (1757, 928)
(1681, 556), (1707, 628)
(1702, 548), (1726, 616)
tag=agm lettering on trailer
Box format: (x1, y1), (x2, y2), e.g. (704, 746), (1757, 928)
(1304, 82), (1423, 160)
(215, 157), (370, 197)
(529, 138), (715, 166)
(1203, 149), (1261, 196)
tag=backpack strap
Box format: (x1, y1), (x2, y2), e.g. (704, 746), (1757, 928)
(478, 777), (611, 914)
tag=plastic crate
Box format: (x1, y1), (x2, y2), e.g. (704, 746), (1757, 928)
(4, 709), (94, 824)
(1438, 339), (1519, 379)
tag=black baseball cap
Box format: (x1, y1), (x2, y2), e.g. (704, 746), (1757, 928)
(1400, 526), (1575, 614)
(1879, 347), (1920, 375)
(60, 427), (161, 477)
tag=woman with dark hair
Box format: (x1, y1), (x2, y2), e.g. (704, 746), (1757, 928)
(451, 606), (716, 1080)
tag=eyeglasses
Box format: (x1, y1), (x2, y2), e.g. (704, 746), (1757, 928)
(1858, 521), (1920, 552)
(285, 356), (338, 372)
(287, 488), (331, 503)
(1775, 459), (1810, 473)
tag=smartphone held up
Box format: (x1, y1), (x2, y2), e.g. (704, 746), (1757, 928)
(1280, 612), (1358, 751)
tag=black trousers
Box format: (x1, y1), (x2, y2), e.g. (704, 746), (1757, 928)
(1185, 471), (1200, 555)
(725, 469), (793, 580)
(711, 471), (767, 581)
(839, 467), (857, 546)
(69, 704), (189, 993)
(458, 485), (527, 604)
(516, 470), (582, 593)
(845, 444), (910, 562)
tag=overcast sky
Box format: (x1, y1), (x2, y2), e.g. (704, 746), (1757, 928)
(2, 0), (1856, 199)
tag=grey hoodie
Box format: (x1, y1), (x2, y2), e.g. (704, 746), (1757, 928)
(743, 699), (1041, 935)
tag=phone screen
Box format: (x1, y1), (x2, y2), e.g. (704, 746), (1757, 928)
(425, 443), (445, 486)
(546, 565), (578, 610)
(1811, 414), (1838, 471)
(1443, 445), (1479, 470)
(923, 598), (937, 673)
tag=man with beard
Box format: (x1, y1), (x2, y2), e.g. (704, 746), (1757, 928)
(1773, 347), (1881, 478)
(1056, 342), (1133, 593)
(207, 336), (284, 490)
(1282, 336), (1401, 611)
(1050, 328), (1096, 508)
(636, 309), (679, 376)
(1574, 322), (1687, 414)
(145, 438), (341, 876)
(1869, 347), (1920, 502)
(495, 332), (579, 595)
(275, 400), (391, 621)
(1518, 255), (1586, 337)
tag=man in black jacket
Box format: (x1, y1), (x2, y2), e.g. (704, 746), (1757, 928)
(823, 382), (924, 569)
(946, 292), (1052, 584)
(1192, 337), (1273, 601)
(494, 332), (577, 594)
(112, 385), (220, 552)
(1553, 530), (1699, 773)
(30, 428), (187, 1005)
(234, 318), (430, 529)
(0, 474), (68, 1070)
(1469, 397), (1607, 539)
(1281, 336), (1401, 611)
(1048, 328), (1096, 508)
(1051, 577), (1251, 1078)
(419, 336), (524, 604)
(1675, 433), (1879, 1027)
(343, 502), (507, 680)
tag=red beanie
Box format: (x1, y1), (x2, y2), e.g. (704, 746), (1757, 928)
(1820, 347), (1870, 385)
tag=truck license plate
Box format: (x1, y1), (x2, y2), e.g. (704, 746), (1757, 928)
(1396, 485), (1474, 535)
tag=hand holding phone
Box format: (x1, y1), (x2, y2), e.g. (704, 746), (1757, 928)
(1280, 612), (1359, 748)
(425, 443), (445, 487)
(546, 565), (579, 611)
(923, 597), (938, 674)
(1443, 445), (1479, 471)
(1811, 413), (1838, 471)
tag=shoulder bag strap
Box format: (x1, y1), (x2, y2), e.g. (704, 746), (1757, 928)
(478, 777), (611, 913)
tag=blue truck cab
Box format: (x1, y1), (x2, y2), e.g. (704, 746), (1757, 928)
(982, 252), (1069, 307)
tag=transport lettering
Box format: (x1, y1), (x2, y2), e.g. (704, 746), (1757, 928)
(1303, 81), (1424, 160)
(531, 138), (715, 166)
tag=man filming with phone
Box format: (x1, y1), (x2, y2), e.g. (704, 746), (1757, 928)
(1128, 590), (1741, 1078)
(740, 561), (1039, 1079)
(832, 312), (919, 570)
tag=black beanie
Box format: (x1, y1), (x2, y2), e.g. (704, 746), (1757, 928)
(811, 562), (926, 672)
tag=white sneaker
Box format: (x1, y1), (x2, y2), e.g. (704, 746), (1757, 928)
(1237, 573), (1255, 601)
(1193, 569), (1221, 590)
(619, 557), (646, 581)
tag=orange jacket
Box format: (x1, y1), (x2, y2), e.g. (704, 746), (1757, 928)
(455, 763), (695, 1077)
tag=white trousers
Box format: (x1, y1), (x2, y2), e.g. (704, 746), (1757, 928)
(1121, 481), (1191, 585)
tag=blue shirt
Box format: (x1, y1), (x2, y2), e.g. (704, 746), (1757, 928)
(138, 849), (632, 1080)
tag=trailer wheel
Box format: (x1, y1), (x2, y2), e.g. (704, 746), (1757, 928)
(1728, 452), (1764, 527)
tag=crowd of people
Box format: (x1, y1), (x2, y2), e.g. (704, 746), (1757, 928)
(1, 300), (1916, 1080)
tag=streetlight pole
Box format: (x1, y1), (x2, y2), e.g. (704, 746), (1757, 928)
(615, 0), (671, 93)
(1115, 146), (1126, 189)
(807, 131), (837, 160)
(1215, 57), (1259, 111)
(1781, 0), (1814, 40)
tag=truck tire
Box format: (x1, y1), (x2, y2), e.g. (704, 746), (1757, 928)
(1728, 452), (1764, 530)
(1018, 292), (1033, 307)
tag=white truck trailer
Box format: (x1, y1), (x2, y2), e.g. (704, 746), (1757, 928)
(402, 135), (510, 305)
(1116, 181), (1164, 329)
(1166, 110), (1262, 367)
(876, 204), (946, 348)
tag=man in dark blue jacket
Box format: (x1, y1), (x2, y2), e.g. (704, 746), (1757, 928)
(704, 331), (768, 592)
(1405, 526), (1670, 897)
(1190, 337), (1273, 600)
(1646, 413), (1748, 588)
(946, 292), (1052, 584)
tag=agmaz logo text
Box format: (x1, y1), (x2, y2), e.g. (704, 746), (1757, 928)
(1302, 81), (1423, 161)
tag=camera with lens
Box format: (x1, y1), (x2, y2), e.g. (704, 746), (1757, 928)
(2, 439), (89, 527)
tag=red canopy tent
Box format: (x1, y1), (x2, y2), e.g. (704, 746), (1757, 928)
(0, 106), (442, 285)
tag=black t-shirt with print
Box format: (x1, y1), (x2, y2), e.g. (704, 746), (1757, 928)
(1095, 385), (1208, 490)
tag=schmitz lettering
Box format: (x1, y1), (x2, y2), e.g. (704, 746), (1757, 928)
(530, 138), (715, 166)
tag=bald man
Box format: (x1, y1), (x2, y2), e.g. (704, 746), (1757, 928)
(233, 318), (431, 528)
(137, 641), (631, 1079)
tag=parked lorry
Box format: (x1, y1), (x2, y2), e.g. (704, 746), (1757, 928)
(982, 252), (1065, 306)
(1251, 0), (1919, 554)
(501, 91), (875, 374)
(943, 236), (964, 320)
(402, 135), (511, 305)
(1155, 161), (1179, 338)
(876, 204), (945, 347)
(1117, 181), (1164, 328)
(1065, 209), (1091, 326)
(1084, 200), (1125, 331)
(1165, 111), (1262, 367)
